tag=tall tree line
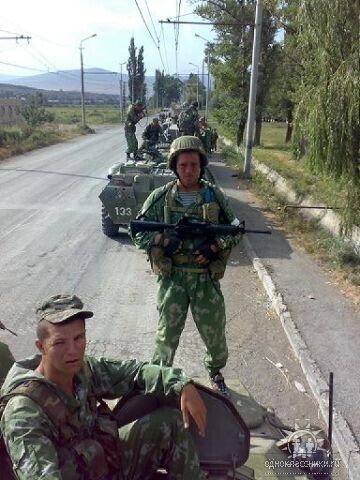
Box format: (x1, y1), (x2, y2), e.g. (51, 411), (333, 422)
(194, 0), (359, 229)
(127, 37), (146, 104)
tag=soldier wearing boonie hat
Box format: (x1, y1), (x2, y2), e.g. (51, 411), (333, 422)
(36, 293), (93, 324)
(0, 293), (207, 480)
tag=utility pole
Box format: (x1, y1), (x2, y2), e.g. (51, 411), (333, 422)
(189, 63), (199, 104)
(243, 0), (263, 177)
(79, 34), (97, 129)
(195, 34), (211, 119)
(119, 61), (126, 122)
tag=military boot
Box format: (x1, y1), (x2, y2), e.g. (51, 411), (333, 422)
(209, 372), (230, 397)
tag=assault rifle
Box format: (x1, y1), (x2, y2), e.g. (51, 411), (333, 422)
(130, 217), (271, 238)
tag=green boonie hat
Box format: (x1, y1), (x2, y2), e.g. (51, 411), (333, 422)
(168, 135), (208, 172)
(36, 294), (93, 324)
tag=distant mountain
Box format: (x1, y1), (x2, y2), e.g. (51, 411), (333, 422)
(4, 68), (155, 96)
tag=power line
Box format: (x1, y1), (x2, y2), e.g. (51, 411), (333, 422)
(160, 22), (170, 73)
(133, 0), (166, 72)
(134, 0), (158, 48)
(144, 0), (160, 43)
(0, 60), (48, 73)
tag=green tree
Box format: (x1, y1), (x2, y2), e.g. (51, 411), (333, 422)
(137, 46), (147, 103)
(127, 38), (146, 103)
(153, 70), (183, 107)
(293, 0), (360, 229)
(194, 0), (277, 145)
(21, 93), (54, 127)
(182, 73), (206, 106)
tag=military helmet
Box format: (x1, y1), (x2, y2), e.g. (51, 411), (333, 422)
(168, 136), (208, 174)
(153, 117), (159, 123)
(192, 101), (199, 108)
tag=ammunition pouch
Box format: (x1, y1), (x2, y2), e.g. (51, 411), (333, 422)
(148, 246), (173, 277)
(208, 248), (231, 280)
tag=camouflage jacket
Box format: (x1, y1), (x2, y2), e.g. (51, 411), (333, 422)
(0, 355), (190, 480)
(142, 123), (161, 143)
(177, 107), (199, 134)
(124, 105), (144, 132)
(131, 179), (242, 254)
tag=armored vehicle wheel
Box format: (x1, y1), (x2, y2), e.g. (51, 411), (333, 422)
(101, 205), (119, 237)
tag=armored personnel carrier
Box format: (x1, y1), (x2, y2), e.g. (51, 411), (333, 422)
(99, 155), (176, 237)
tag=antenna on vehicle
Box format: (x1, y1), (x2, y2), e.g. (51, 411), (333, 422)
(328, 372), (334, 447)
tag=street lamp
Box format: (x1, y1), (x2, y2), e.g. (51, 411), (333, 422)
(119, 61), (127, 122)
(189, 62), (200, 104)
(79, 33), (97, 128)
(194, 33), (211, 119)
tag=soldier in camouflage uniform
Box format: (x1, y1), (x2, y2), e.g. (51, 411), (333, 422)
(131, 136), (242, 395)
(0, 294), (207, 480)
(177, 101), (200, 136)
(140, 117), (162, 151)
(124, 100), (145, 160)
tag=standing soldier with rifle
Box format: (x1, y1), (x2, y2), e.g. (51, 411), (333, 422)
(124, 100), (145, 160)
(130, 136), (242, 396)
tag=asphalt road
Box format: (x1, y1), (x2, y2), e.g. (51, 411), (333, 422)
(0, 125), (346, 477)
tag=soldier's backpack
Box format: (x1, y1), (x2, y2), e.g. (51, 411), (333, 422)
(178, 109), (194, 133)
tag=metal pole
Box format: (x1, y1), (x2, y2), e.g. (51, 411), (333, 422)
(243, 0), (263, 177)
(205, 51), (210, 120)
(196, 71), (199, 104)
(80, 46), (86, 128)
(202, 60), (205, 107)
(120, 63), (125, 122)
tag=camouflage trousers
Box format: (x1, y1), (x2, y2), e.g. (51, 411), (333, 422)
(125, 129), (138, 155)
(152, 269), (228, 375)
(118, 407), (205, 480)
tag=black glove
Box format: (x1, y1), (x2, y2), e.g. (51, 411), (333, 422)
(195, 242), (219, 262)
(162, 234), (182, 256)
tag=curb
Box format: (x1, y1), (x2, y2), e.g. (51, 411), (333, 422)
(209, 162), (360, 479)
(242, 236), (360, 480)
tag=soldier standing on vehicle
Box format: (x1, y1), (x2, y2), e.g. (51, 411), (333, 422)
(140, 117), (162, 151)
(178, 101), (200, 136)
(124, 100), (145, 160)
(0, 294), (207, 480)
(131, 136), (242, 395)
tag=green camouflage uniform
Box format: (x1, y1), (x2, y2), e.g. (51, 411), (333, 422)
(140, 123), (162, 150)
(177, 106), (199, 136)
(131, 179), (241, 375)
(0, 355), (204, 480)
(124, 105), (144, 155)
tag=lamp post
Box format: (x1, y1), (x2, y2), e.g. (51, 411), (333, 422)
(119, 61), (126, 122)
(79, 33), (97, 129)
(195, 33), (211, 119)
(189, 62), (199, 104)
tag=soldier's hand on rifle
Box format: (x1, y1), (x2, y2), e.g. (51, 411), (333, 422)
(194, 242), (219, 265)
(180, 383), (207, 437)
(153, 233), (182, 256)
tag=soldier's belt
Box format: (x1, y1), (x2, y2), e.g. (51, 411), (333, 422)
(172, 253), (208, 273)
(172, 253), (198, 265)
(173, 266), (208, 273)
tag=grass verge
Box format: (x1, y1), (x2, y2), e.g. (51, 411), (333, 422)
(220, 141), (360, 296)
(0, 124), (88, 161)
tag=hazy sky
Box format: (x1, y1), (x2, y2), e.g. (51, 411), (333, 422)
(0, 0), (216, 80)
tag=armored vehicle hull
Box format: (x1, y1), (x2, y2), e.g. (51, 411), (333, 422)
(99, 160), (176, 236)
